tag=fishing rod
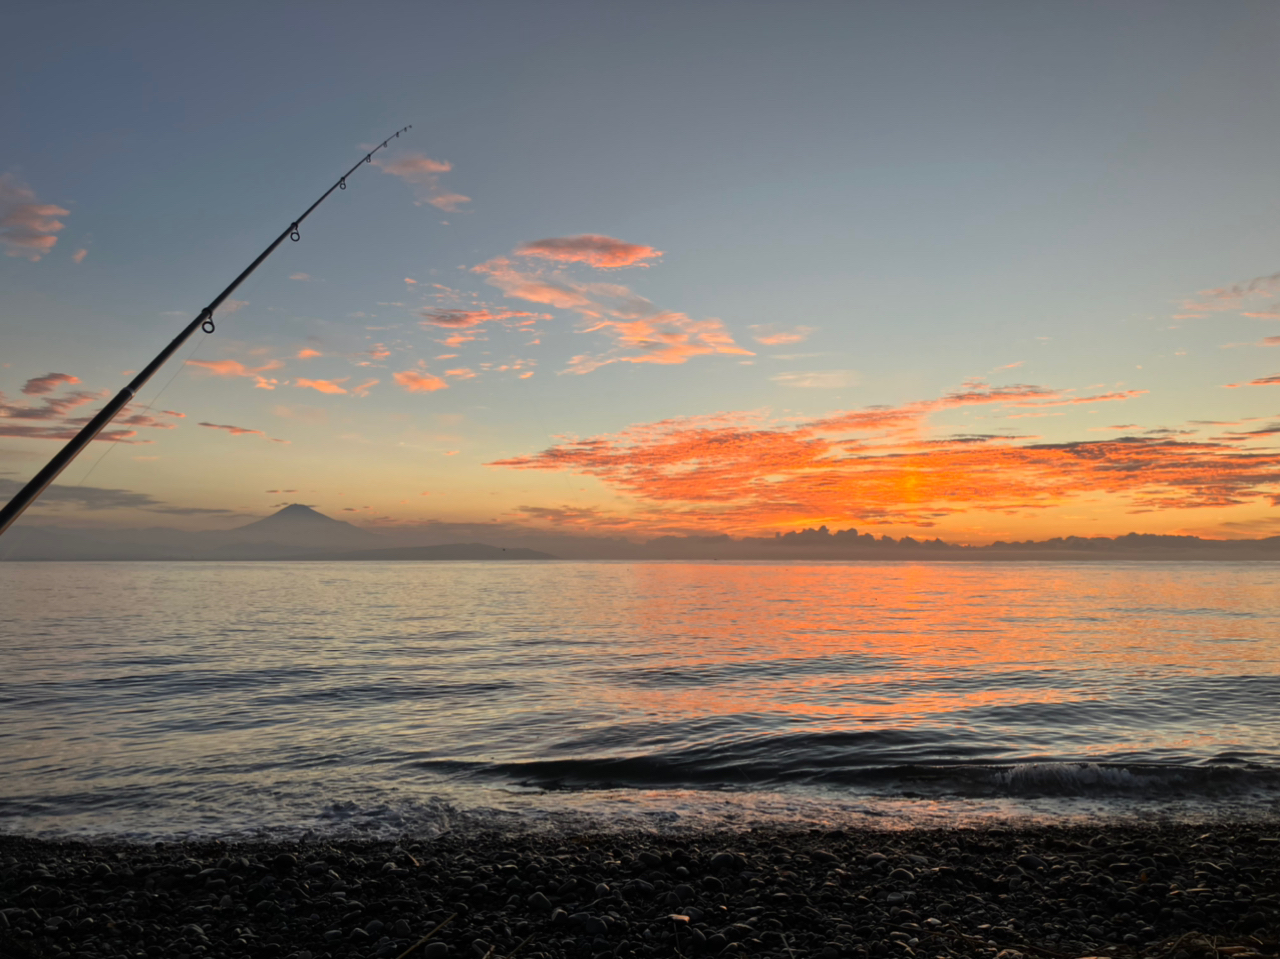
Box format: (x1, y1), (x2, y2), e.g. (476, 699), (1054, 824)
(0, 126), (412, 538)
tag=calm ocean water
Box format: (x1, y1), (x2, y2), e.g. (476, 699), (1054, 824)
(1, 560), (1278, 839)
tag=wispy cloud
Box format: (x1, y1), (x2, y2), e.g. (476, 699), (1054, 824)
(418, 308), (547, 329)
(0, 174), (69, 261)
(473, 249), (753, 373)
(373, 152), (470, 211)
(198, 421), (264, 436)
(1225, 373), (1280, 388)
(1180, 270), (1280, 315)
(71, 248), (87, 264)
(750, 324), (814, 346)
(0, 478), (235, 514)
(515, 235), (662, 269)
(198, 421), (288, 443)
(771, 370), (858, 388)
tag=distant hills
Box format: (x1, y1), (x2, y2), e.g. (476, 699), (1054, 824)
(302, 544), (555, 561)
(0, 503), (555, 561)
(2, 505), (1279, 561)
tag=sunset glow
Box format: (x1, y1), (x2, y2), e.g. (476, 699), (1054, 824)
(4, 4), (1280, 545)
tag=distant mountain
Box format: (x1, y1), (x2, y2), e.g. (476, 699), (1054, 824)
(300, 543), (556, 561)
(208, 503), (383, 551)
(1, 504), (555, 561)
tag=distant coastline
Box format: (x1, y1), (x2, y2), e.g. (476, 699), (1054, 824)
(3, 504), (1279, 561)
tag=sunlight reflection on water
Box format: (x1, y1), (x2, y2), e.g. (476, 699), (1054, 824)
(1, 560), (1278, 838)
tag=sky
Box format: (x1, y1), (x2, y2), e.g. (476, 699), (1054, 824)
(4, 0), (1280, 545)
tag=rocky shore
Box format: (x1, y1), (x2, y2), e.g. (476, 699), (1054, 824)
(1, 821), (1277, 959)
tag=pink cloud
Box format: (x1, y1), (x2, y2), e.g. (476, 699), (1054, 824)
(1225, 373), (1280, 388)
(418, 307), (549, 329)
(351, 378), (379, 397)
(394, 370), (449, 392)
(294, 377), (349, 394)
(72, 248), (87, 264)
(1242, 310), (1280, 319)
(373, 153), (470, 211)
(1, 388), (100, 421)
(296, 348), (323, 359)
(444, 368), (476, 379)
(1264, 336), (1280, 346)
(515, 235), (663, 269)
(22, 372), (80, 395)
(750, 324), (815, 346)
(0, 174), (69, 261)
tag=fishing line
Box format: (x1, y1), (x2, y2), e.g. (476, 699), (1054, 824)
(0, 125), (413, 537)
(70, 327), (212, 491)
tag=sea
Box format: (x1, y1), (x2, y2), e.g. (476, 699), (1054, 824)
(1, 560), (1278, 841)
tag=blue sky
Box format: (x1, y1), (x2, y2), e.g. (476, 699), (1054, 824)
(4, 1), (1280, 543)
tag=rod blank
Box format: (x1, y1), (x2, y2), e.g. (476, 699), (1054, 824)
(0, 127), (412, 537)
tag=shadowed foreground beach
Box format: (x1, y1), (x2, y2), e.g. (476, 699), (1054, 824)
(1, 823), (1277, 959)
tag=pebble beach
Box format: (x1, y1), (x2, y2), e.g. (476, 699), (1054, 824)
(2, 821), (1277, 959)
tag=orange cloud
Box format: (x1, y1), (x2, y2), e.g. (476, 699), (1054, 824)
(418, 308), (548, 329)
(444, 368), (476, 379)
(187, 358), (283, 390)
(0, 174), (68, 261)
(187, 359), (283, 377)
(490, 381), (1280, 532)
(294, 377), (349, 394)
(296, 348), (322, 359)
(394, 370), (448, 392)
(1011, 389), (1148, 407)
(72, 248), (87, 264)
(437, 333), (477, 348)
(750, 324), (814, 346)
(373, 152), (470, 211)
(352, 378), (379, 397)
(515, 235), (662, 269)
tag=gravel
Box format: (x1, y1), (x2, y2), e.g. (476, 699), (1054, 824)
(1, 821), (1277, 959)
